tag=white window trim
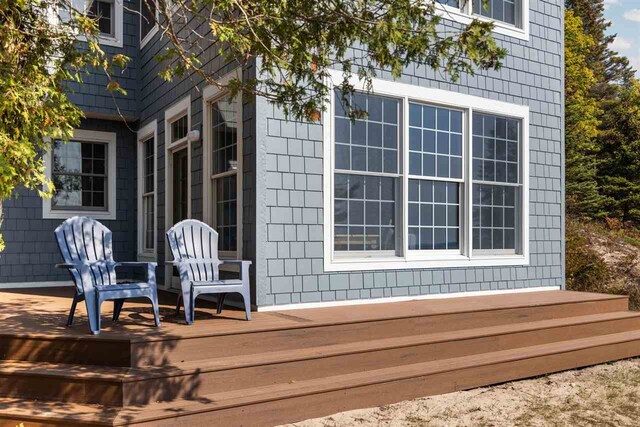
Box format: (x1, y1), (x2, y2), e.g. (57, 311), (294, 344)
(323, 69), (529, 272)
(43, 129), (118, 220)
(202, 69), (244, 260)
(164, 96), (192, 288)
(139, 0), (159, 49)
(137, 120), (158, 260)
(75, 0), (124, 48)
(435, 1), (529, 41)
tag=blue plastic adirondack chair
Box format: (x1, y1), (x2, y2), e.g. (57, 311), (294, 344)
(54, 216), (161, 334)
(166, 219), (252, 324)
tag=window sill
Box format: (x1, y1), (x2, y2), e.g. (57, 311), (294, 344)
(436, 4), (529, 41)
(43, 209), (116, 221)
(140, 25), (158, 49)
(78, 34), (123, 48)
(325, 254), (529, 272)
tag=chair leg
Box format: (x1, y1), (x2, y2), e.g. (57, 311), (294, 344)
(190, 289), (197, 324)
(175, 292), (183, 317)
(83, 288), (101, 335)
(181, 284), (193, 325)
(240, 289), (252, 321)
(216, 293), (227, 315)
(150, 291), (161, 327)
(112, 299), (125, 322)
(67, 291), (83, 327)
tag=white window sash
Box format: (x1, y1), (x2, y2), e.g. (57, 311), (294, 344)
(137, 120), (157, 259)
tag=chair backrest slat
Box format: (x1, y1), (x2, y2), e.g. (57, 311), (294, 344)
(55, 216), (117, 292)
(167, 219), (221, 283)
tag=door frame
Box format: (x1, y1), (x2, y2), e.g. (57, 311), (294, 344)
(164, 95), (192, 289)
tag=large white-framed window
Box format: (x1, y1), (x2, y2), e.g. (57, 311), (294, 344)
(139, 0), (158, 48)
(137, 120), (157, 259)
(436, 0), (529, 41)
(43, 129), (117, 220)
(202, 70), (243, 259)
(323, 70), (529, 272)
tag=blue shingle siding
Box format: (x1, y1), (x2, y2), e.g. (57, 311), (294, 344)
(136, 8), (258, 288)
(0, 118), (138, 284)
(1, 1), (564, 305)
(255, 0), (565, 306)
(66, 0), (140, 118)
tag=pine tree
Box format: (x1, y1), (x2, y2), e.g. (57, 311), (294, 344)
(564, 9), (604, 218)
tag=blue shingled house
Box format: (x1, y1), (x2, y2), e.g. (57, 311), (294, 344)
(0, 0), (563, 309)
(4, 1), (640, 425)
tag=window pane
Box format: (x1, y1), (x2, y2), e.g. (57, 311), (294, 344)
(437, 0), (460, 7)
(171, 115), (188, 142)
(334, 90), (399, 174)
(472, 113), (520, 185)
(474, 0), (521, 27)
(472, 184), (519, 251)
(52, 141), (108, 210)
(334, 174), (396, 252)
(141, 0), (156, 40)
(143, 194), (154, 250)
(89, 1), (114, 35)
(143, 136), (154, 193)
(409, 103), (463, 179)
(214, 175), (237, 252)
(408, 180), (460, 251)
(211, 97), (238, 175)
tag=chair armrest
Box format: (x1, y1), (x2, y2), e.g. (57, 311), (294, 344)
(219, 260), (252, 266)
(167, 259), (221, 265)
(220, 260), (251, 279)
(115, 261), (158, 268)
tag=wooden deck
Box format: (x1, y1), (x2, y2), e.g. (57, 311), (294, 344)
(0, 287), (639, 426)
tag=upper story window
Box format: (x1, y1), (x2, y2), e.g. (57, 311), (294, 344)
(436, 0), (528, 40)
(323, 72), (529, 271)
(140, 0), (159, 48)
(84, 0), (124, 47)
(43, 130), (117, 220)
(88, 0), (114, 36)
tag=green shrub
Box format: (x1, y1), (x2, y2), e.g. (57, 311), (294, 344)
(566, 220), (609, 293)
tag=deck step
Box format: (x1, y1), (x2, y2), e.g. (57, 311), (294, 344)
(2, 330), (640, 426)
(0, 291), (627, 367)
(2, 311), (639, 406)
(133, 293), (629, 366)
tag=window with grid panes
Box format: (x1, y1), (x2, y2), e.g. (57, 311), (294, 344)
(141, 135), (155, 251)
(210, 97), (239, 253)
(330, 89), (525, 263)
(52, 141), (108, 210)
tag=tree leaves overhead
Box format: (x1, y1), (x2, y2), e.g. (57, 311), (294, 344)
(152, 0), (506, 120)
(0, 0), (126, 251)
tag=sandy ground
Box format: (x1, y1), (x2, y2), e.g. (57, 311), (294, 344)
(281, 358), (640, 427)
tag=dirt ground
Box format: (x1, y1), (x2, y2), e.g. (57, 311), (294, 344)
(282, 358), (640, 427)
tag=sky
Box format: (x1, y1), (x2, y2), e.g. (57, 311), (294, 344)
(602, 0), (640, 76)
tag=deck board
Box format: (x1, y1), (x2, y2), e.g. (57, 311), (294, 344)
(0, 287), (625, 342)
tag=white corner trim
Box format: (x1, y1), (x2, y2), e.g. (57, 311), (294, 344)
(435, 2), (529, 42)
(257, 286), (561, 312)
(137, 120), (158, 259)
(322, 72), (530, 272)
(43, 129), (118, 221)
